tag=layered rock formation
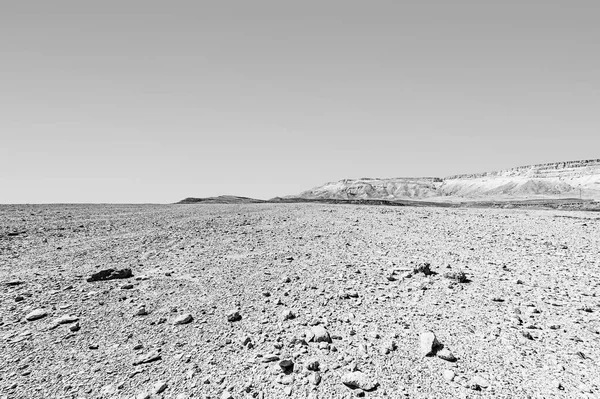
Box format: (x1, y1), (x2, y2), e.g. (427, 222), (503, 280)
(297, 159), (600, 202)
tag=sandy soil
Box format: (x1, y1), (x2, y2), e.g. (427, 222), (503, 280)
(1, 204), (599, 399)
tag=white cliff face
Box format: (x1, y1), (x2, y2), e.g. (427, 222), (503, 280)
(299, 159), (600, 201)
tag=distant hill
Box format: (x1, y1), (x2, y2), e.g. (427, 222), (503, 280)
(177, 196), (266, 204)
(295, 159), (600, 202)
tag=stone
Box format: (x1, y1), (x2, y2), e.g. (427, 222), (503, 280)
(308, 372), (321, 385)
(134, 306), (148, 316)
(220, 391), (234, 399)
(419, 331), (440, 356)
(443, 370), (455, 381)
(305, 358), (320, 371)
(173, 313), (193, 325)
(468, 376), (490, 390)
(53, 315), (79, 325)
(69, 322), (81, 332)
(341, 371), (378, 391)
(25, 309), (47, 321)
(87, 268), (133, 282)
(227, 310), (242, 322)
(261, 354), (280, 363)
(277, 375), (295, 385)
(413, 262), (433, 276)
(279, 359), (294, 371)
(443, 270), (467, 283)
(381, 340), (397, 354)
(152, 381), (167, 394)
(436, 347), (456, 362)
(133, 350), (161, 365)
(311, 325), (331, 343)
(281, 309), (295, 321)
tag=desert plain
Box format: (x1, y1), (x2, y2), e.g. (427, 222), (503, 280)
(1, 203), (599, 399)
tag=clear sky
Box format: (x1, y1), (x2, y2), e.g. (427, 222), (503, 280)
(1, 1), (599, 203)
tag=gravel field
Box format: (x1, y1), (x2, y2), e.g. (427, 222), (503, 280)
(1, 203), (599, 399)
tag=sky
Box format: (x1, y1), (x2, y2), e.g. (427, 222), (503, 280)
(1, 0), (599, 203)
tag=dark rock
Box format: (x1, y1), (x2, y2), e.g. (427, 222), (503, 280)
(87, 268), (133, 282)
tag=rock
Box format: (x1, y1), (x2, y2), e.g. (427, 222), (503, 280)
(227, 310), (242, 322)
(133, 350), (161, 365)
(121, 284), (134, 289)
(380, 340), (397, 354)
(152, 380), (167, 394)
(14, 296), (24, 302)
(443, 370), (455, 381)
(281, 309), (295, 321)
(25, 309), (47, 321)
(283, 386), (293, 396)
(419, 331), (440, 356)
(311, 325), (331, 343)
(522, 331), (534, 340)
(261, 354), (280, 363)
(443, 270), (467, 283)
(341, 371), (378, 391)
(436, 347), (456, 362)
(220, 390), (234, 399)
(134, 306), (148, 316)
(308, 372), (321, 385)
(86, 268), (133, 282)
(279, 359), (294, 371)
(69, 322), (81, 332)
(468, 376), (490, 390)
(413, 262), (433, 276)
(277, 375), (295, 385)
(305, 358), (320, 371)
(6, 280), (24, 286)
(173, 313), (193, 325)
(53, 315), (79, 325)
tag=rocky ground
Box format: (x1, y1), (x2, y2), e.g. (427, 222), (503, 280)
(1, 203), (599, 399)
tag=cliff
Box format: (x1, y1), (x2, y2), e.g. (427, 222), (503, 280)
(297, 159), (600, 202)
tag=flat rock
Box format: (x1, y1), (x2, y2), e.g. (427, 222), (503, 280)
(133, 350), (161, 365)
(25, 309), (47, 321)
(152, 380), (167, 394)
(341, 371), (378, 391)
(53, 315), (79, 325)
(469, 375), (490, 390)
(173, 313), (193, 325)
(86, 268), (133, 282)
(436, 347), (456, 362)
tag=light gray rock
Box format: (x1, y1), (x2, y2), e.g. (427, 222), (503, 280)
(311, 325), (331, 343)
(133, 350), (161, 365)
(419, 331), (439, 356)
(152, 380), (167, 394)
(468, 375), (490, 390)
(443, 370), (456, 382)
(341, 371), (378, 391)
(173, 313), (193, 325)
(25, 309), (47, 321)
(436, 347), (456, 362)
(308, 372), (321, 385)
